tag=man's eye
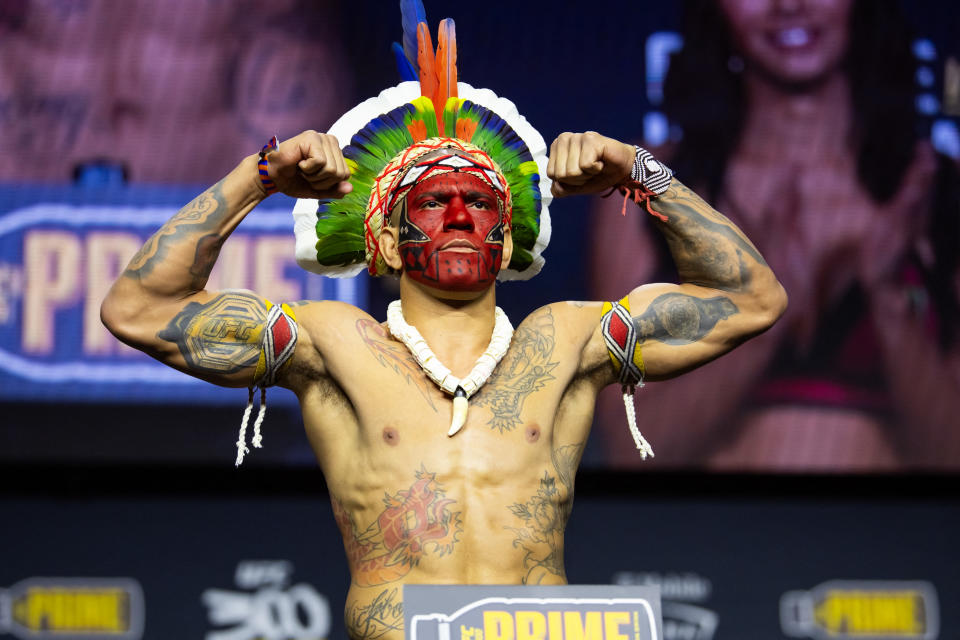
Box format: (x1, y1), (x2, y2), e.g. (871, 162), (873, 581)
(470, 200), (491, 209)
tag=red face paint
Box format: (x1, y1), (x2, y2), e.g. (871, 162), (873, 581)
(397, 172), (505, 291)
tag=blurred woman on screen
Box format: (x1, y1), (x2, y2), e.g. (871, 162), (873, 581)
(590, 0), (960, 471)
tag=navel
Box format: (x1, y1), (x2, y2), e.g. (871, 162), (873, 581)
(383, 426), (399, 446)
(525, 424), (541, 443)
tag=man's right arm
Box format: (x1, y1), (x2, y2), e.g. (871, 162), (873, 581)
(100, 131), (351, 388)
(548, 131), (787, 383)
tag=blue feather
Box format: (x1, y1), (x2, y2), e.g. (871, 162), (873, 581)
(392, 42), (417, 81)
(399, 0), (427, 74)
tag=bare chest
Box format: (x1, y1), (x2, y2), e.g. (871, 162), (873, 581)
(349, 374), (561, 483)
(338, 313), (572, 436)
(307, 309), (593, 508)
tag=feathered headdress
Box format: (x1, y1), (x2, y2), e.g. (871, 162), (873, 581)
(292, 0), (551, 281)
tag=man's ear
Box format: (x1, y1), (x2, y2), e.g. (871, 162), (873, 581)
(501, 222), (513, 271)
(380, 224), (403, 271)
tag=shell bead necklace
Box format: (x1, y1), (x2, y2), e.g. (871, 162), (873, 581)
(386, 300), (513, 435)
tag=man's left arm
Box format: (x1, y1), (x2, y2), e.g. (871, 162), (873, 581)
(547, 131), (788, 382)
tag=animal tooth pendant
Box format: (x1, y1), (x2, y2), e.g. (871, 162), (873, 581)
(448, 386), (468, 436)
(386, 302), (513, 438)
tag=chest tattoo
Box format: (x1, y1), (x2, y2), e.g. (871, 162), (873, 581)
(473, 308), (559, 432)
(356, 319), (438, 413)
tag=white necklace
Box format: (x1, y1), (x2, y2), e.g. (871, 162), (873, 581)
(387, 299), (513, 436)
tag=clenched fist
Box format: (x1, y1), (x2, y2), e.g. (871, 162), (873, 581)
(547, 131), (635, 198)
(259, 130), (353, 200)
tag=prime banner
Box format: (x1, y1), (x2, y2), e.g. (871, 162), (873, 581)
(403, 585), (663, 640)
(0, 186), (365, 405)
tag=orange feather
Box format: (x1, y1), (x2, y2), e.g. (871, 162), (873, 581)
(407, 119), (427, 143)
(416, 23), (438, 112)
(435, 18), (458, 132)
(456, 117), (477, 142)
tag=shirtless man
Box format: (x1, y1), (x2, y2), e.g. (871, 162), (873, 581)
(101, 129), (786, 639)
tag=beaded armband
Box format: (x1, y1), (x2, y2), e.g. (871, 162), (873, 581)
(601, 295), (654, 459)
(235, 300), (299, 466)
(254, 302), (299, 387)
(614, 146), (673, 221)
(630, 146), (672, 195)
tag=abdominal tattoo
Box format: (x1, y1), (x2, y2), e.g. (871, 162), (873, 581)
(332, 467), (461, 588)
(125, 179), (227, 288)
(345, 588), (404, 640)
(633, 293), (738, 345)
(473, 308), (559, 432)
(334, 468), (460, 638)
(158, 291), (265, 373)
(506, 443), (583, 584)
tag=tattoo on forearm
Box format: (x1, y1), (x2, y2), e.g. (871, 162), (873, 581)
(473, 308), (559, 432)
(356, 319), (438, 413)
(332, 466), (461, 588)
(655, 182), (767, 290)
(157, 291), (265, 374)
(345, 588), (404, 640)
(125, 180), (227, 287)
(633, 293), (738, 345)
(189, 233), (225, 282)
(506, 443), (583, 584)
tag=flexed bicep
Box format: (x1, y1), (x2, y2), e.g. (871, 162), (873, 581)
(101, 132), (345, 390)
(157, 291), (267, 380)
(621, 282), (771, 380)
(585, 283), (756, 386)
(632, 292), (739, 346)
(115, 289), (302, 391)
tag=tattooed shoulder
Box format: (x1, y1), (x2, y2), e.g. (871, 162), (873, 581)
(356, 319), (439, 413)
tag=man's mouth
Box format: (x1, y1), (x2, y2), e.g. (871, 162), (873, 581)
(439, 239), (477, 252)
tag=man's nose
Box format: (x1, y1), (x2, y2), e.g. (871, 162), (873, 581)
(442, 196), (474, 231)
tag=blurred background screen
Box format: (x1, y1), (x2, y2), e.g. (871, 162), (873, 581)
(1, 0), (958, 472)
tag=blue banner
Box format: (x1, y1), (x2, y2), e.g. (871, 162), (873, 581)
(0, 185), (366, 405)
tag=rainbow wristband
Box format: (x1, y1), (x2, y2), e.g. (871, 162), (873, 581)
(257, 136), (279, 195)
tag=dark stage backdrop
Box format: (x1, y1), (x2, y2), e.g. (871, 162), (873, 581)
(1, 0), (959, 472)
(1, 469), (956, 640)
